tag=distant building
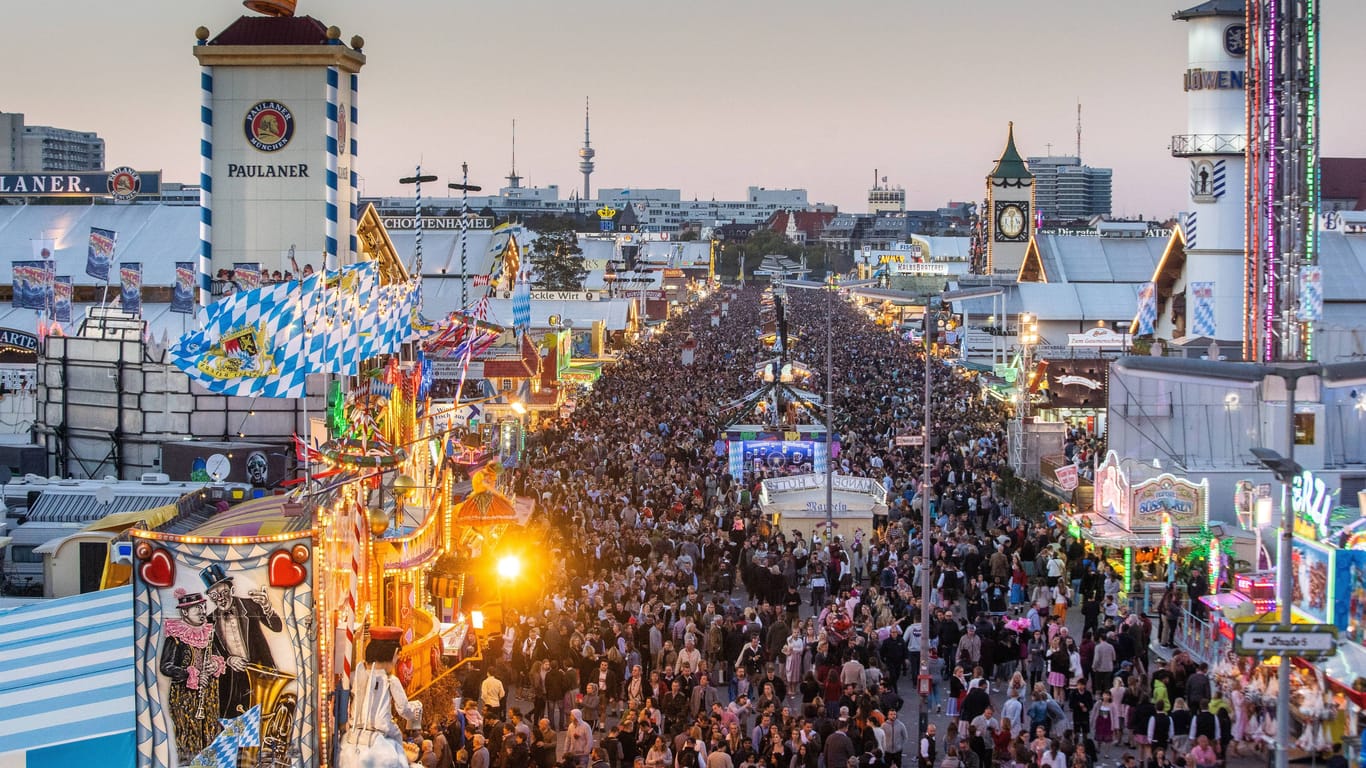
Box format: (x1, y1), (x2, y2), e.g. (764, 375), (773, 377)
(1320, 157), (1366, 212)
(0, 112), (105, 172)
(867, 178), (906, 214)
(1027, 155), (1113, 222)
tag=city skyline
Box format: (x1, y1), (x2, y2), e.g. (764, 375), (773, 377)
(10, 0), (1366, 217)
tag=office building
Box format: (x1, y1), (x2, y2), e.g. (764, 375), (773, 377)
(1027, 155), (1113, 222)
(0, 111), (105, 172)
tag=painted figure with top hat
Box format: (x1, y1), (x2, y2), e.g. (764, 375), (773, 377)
(200, 562), (284, 719)
(159, 588), (229, 760)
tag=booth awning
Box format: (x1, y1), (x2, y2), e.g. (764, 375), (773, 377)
(81, 503), (178, 533)
(0, 586), (135, 767)
(1076, 513), (1167, 548)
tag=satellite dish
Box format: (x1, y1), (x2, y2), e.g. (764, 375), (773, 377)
(94, 485), (116, 506)
(206, 454), (231, 482)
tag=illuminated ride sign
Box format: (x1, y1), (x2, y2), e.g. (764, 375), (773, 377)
(1291, 469), (1334, 541)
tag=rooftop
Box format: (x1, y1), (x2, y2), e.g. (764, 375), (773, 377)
(1172, 0), (1246, 21)
(989, 122), (1033, 181)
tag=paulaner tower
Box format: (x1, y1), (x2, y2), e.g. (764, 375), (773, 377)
(193, 0), (365, 304)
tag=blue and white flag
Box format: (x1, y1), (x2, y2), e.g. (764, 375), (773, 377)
(189, 705), (261, 768)
(1299, 266), (1323, 322)
(1136, 282), (1157, 336)
(87, 227), (116, 281)
(170, 261), (420, 398)
(120, 262), (142, 315)
(511, 268), (531, 333)
(1190, 281), (1215, 337)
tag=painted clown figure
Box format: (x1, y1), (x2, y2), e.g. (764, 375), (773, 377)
(159, 589), (228, 760)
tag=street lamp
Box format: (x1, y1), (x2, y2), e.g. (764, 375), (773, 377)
(1251, 363), (1321, 768)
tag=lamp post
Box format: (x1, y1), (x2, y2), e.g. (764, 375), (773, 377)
(919, 302), (935, 738)
(825, 273), (835, 536)
(1250, 362), (1321, 768)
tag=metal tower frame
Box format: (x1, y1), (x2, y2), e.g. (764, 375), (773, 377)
(1245, 0), (1320, 361)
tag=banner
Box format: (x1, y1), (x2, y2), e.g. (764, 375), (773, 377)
(1055, 463), (1079, 492)
(53, 276), (72, 323)
(172, 262), (196, 315)
(120, 262), (142, 315)
(11, 260), (52, 311)
(1190, 281), (1215, 337)
(1299, 265), (1323, 322)
(233, 262), (262, 291)
(512, 268), (531, 332)
(1136, 281), (1157, 335)
(87, 227), (117, 282)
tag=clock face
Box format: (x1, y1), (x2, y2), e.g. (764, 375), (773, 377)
(995, 201), (1028, 241)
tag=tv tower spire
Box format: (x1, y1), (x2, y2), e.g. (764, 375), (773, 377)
(506, 119), (522, 189)
(578, 97), (595, 201)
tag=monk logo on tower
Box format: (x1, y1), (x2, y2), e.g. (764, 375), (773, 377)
(244, 101), (295, 152)
(105, 166), (142, 201)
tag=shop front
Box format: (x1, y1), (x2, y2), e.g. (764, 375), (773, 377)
(758, 473), (888, 541)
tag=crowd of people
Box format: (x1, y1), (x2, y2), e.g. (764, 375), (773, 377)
(403, 285), (1254, 768)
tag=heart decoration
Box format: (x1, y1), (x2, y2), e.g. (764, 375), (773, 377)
(139, 547), (176, 588)
(268, 549), (308, 588)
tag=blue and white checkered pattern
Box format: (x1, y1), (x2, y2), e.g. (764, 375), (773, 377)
(1299, 265), (1323, 321)
(199, 66), (213, 310)
(170, 262), (419, 398)
(512, 268), (531, 332)
(189, 706), (262, 767)
(1190, 281), (1216, 337)
(1136, 281), (1157, 335)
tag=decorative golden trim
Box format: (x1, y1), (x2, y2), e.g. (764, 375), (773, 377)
(356, 203), (410, 284)
(192, 45), (365, 72)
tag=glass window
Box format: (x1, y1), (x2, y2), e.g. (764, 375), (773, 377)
(1294, 412), (1315, 445)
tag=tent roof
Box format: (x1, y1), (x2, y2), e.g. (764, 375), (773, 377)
(0, 586), (135, 762)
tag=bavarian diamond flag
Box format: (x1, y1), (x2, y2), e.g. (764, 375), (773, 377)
(170, 261), (420, 398)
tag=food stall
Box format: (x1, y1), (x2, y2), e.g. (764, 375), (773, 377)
(1078, 451), (1211, 602)
(757, 473), (887, 541)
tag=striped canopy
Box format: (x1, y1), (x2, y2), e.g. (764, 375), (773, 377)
(0, 587), (135, 768)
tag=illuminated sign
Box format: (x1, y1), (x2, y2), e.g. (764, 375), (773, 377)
(1067, 327), (1131, 348)
(0, 170), (162, 198)
(1183, 68), (1246, 91)
(596, 206), (618, 220)
(1291, 469), (1334, 541)
(1129, 473), (1207, 532)
(0, 329), (39, 353)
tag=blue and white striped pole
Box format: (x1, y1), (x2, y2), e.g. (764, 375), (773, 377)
(198, 66), (213, 312)
(413, 165), (424, 275)
(349, 73), (359, 261)
(324, 66), (340, 272)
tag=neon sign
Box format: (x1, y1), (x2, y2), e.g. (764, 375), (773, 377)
(1291, 469), (1333, 541)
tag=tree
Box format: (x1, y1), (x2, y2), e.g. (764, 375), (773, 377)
(529, 217), (587, 291)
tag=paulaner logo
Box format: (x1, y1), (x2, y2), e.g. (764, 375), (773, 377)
(244, 101), (295, 152)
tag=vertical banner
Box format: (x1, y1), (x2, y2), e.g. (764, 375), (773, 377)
(1136, 281), (1157, 335)
(121, 262), (143, 315)
(512, 268), (531, 333)
(1299, 265), (1323, 321)
(53, 276), (73, 324)
(87, 227), (117, 281)
(1190, 281), (1216, 337)
(172, 262), (196, 315)
(11, 260), (51, 310)
(233, 262), (262, 291)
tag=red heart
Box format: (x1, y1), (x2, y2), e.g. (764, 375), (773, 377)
(139, 547), (176, 588)
(268, 549), (308, 588)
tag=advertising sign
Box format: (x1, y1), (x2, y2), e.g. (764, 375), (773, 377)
(1129, 475), (1207, 532)
(1291, 537), (1333, 625)
(131, 531), (318, 767)
(0, 170), (161, 198)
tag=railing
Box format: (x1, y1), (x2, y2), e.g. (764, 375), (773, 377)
(1172, 606), (1229, 665)
(1170, 134), (1247, 156)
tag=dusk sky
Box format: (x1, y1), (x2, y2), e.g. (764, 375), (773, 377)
(12, 0), (1366, 217)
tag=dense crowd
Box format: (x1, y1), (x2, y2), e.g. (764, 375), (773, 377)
(407, 287), (1247, 768)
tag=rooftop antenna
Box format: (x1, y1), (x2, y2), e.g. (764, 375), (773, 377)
(874, 168), (879, 189)
(506, 119), (522, 189)
(1076, 100), (1082, 159)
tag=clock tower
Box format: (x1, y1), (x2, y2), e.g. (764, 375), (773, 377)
(986, 122), (1034, 275)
